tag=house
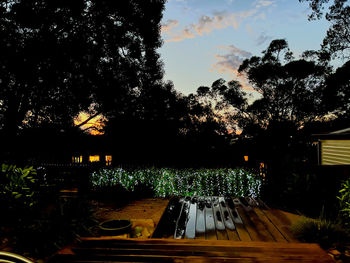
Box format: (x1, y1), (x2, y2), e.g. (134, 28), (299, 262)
(315, 127), (350, 166)
(0, 132), (114, 167)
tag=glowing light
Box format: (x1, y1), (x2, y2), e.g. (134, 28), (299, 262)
(89, 155), (100, 162)
(244, 155), (248, 162)
(72, 156), (83, 163)
(105, 155), (112, 166)
(227, 129), (242, 135)
(259, 162), (266, 179)
(74, 112), (106, 135)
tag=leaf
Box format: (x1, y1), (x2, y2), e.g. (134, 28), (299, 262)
(21, 170), (30, 178)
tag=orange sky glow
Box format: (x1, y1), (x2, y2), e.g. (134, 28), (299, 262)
(74, 112), (106, 135)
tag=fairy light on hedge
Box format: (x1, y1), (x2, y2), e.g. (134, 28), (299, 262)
(90, 168), (261, 198)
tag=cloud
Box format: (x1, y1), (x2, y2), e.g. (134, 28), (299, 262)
(255, 0), (274, 8)
(161, 19), (179, 33)
(162, 0), (276, 43)
(213, 45), (252, 73)
(212, 45), (255, 92)
(256, 32), (272, 45)
(163, 10), (257, 42)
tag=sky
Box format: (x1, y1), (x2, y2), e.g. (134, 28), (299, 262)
(158, 0), (330, 98)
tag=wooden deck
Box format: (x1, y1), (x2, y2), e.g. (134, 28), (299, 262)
(153, 196), (302, 242)
(49, 197), (335, 263)
(50, 238), (334, 262)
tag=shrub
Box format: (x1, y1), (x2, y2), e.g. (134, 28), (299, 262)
(90, 168), (261, 198)
(12, 195), (96, 257)
(0, 164), (96, 258)
(338, 178), (350, 228)
(291, 217), (348, 249)
(0, 164), (38, 211)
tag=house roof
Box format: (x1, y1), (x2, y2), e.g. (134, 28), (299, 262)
(313, 127), (350, 140)
(328, 127), (350, 135)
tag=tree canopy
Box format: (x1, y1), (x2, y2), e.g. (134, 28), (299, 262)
(300, 0), (350, 58)
(238, 39), (328, 129)
(196, 39), (330, 138)
(0, 0), (166, 136)
(298, 0), (350, 118)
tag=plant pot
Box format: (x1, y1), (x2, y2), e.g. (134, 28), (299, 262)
(99, 219), (132, 236)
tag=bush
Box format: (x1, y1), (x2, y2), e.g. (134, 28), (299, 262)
(263, 164), (343, 219)
(0, 164), (96, 258)
(291, 217), (348, 249)
(90, 168), (261, 198)
(338, 178), (350, 228)
(13, 196), (96, 256)
(0, 164), (38, 212)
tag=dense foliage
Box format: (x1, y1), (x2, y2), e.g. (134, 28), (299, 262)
(291, 217), (348, 249)
(338, 178), (350, 227)
(90, 168), (261, 198)
(300, 0), (350, 58)
(0, 0), (166, 135)
(0, 164), (37, 210)
(13, 196), (96, 257)
(0, 164), (96, 257)
(289, 177), (350, 251)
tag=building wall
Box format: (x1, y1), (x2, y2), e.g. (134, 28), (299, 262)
(321, 139), (350, 165)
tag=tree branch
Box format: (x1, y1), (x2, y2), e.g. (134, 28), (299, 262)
(75, 112), (101, 128)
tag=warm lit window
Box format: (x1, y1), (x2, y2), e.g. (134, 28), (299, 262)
(259, 162), (266, 179)
(244, 155), (248, 162)
(105, 155), (112, 166)
(72, 156), (83, 163)
(89, 155), (100, 162)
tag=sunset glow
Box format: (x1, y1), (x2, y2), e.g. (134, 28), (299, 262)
(74, 112), (106, 135)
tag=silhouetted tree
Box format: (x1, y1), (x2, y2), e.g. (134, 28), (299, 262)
(299, 0), (350, 58)
(238, 39), (328, 131)
(323, 60), (350, 118)
(299, 0), (350, 119)
(196, 78), (247, 134)
(0, 0), (166, 136)
(104, 79), (237, 166)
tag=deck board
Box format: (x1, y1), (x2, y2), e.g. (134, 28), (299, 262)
(254, 207), (288, 242)
(226, 229), (240, 241)
(235, 202), (267, 241)
(236, 198), (275, 242)
(152, 196), (303, 243)
(51, 238), (334, 263)
(260, 208), (300, 242)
